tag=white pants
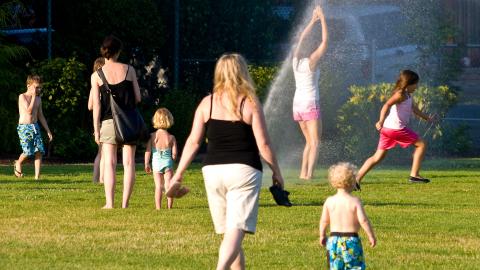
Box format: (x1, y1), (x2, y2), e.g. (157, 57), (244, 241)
(202, 164), (262, 234)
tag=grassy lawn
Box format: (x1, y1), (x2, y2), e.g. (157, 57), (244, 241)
(0, 159), (479, 269)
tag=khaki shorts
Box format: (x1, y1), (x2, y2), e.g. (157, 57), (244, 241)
(202, 164), (262, 234)
(100, 119), (117, 145)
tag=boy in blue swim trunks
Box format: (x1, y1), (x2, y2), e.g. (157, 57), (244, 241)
(320, 162), (376, 269)
(15, 75), (53, 180)
(144, 108), (178, 209)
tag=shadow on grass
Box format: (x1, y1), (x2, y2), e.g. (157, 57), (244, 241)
(365, 201), (436, 207)
(0, 179), (91, 185)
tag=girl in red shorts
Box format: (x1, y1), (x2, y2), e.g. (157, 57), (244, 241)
(355, 70), (433, 189)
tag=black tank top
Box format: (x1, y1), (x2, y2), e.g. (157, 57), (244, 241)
(99, 66), (136, 121)
(203, 94), (263, 171)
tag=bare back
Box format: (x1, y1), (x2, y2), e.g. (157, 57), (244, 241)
(18, 93), (40, 124)
(152, 129), (174, 150)
(324, 193), (363, 233)
(208, 93), (254, 124)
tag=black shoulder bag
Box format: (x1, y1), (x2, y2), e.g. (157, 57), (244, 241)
(97, 68), (147, 144)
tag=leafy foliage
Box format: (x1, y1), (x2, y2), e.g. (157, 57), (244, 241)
(248, 64), (279, 101)
(0, 1), (30, 153)
(158, 88), (201, 152)
(30, 57), (92, 159)
(337, 83), (458, 161)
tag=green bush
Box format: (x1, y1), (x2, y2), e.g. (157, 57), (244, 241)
(337, 83), (458, 162)
(30, 57), (93, 159)
(158, 88), (201, 151)
(248, 64), (279, 101)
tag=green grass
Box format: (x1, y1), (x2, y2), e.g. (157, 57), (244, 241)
(0, 159), (479, 269)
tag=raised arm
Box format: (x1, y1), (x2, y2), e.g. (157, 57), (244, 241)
(376, 91), (403, 130)
(309, 6), (328, 69)
(293, 6), (322, 59)
(250, 97), (284, 188)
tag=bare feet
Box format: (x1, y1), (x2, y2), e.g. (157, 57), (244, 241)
(102, 205), (113, 209)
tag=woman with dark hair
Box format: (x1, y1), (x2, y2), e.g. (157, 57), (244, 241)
(91, 35), (141, 209)
(292, 5), (328, 180)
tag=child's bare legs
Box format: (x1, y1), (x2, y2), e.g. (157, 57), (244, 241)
(34, 152), (42, 180)
(410, 139), (426, 178)
(356, 149), (387, 183)
(102, 143), (117, 209)
(15, 153), (29, 176)
(216, 229), (245, 270)
(93, 145), (102, 183)
(164, 169), (174, 208)
(122, 144), (136, 209)
(298, 119), (321, 179)
(153, 172), (164, 209)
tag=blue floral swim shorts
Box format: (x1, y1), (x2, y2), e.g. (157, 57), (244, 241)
(326, 233), (365, 270)
(17, 123), (45, 157)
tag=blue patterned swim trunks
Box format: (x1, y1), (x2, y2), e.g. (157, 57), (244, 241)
(17, 123), (45, 157)
(326, 232), (365, 270)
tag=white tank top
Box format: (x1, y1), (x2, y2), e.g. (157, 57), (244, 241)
(292, 57), (320, 102)
(383, 93), (413, 129)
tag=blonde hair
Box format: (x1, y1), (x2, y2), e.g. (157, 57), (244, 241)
(26, 75), (42, 86)
(328, 162), (357, 189)
(93, 57), (105, 72)
(212, 53), (257, 117)
(152, 108), (174, 129)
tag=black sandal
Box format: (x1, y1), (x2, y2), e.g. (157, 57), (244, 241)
(13, 160), (24, 178)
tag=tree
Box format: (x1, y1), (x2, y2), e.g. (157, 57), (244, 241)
(0, 1), (30, 153)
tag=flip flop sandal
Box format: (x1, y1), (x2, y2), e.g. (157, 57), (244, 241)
(165, 181), (181, 198)
(13, 160), (24, 178)
(166, 182), (190, 198)
(174, 186), (190, 198)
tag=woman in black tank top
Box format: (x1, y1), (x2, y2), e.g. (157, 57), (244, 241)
(167, 53), (285, 269)
(90, 35), (141, 209)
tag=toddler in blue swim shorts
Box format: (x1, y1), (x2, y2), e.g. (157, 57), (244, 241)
(319, 162), (376, 269)
(144, 108), (177, 209)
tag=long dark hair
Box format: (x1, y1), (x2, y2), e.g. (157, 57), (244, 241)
(100, 35), (123, 60)
(393, 70), (419, 94)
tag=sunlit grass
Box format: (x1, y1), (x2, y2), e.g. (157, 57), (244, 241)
(0, 159), (479, 269)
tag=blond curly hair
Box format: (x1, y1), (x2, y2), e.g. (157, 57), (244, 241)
(152, 108), (174, 130)
(328, 162), (357, 189)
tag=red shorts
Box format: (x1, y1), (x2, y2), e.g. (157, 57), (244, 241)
(377, 127), (419, 150)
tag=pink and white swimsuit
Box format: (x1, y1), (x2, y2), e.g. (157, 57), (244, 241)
(378, 93), (419, 150)
(292, 57), (321, 121)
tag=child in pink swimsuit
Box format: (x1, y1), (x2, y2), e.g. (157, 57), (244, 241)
(291, 5), (328, 180)
(355, 70), (433, 189)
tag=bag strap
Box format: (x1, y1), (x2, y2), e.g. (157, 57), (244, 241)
(96, 68), (112, 95)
